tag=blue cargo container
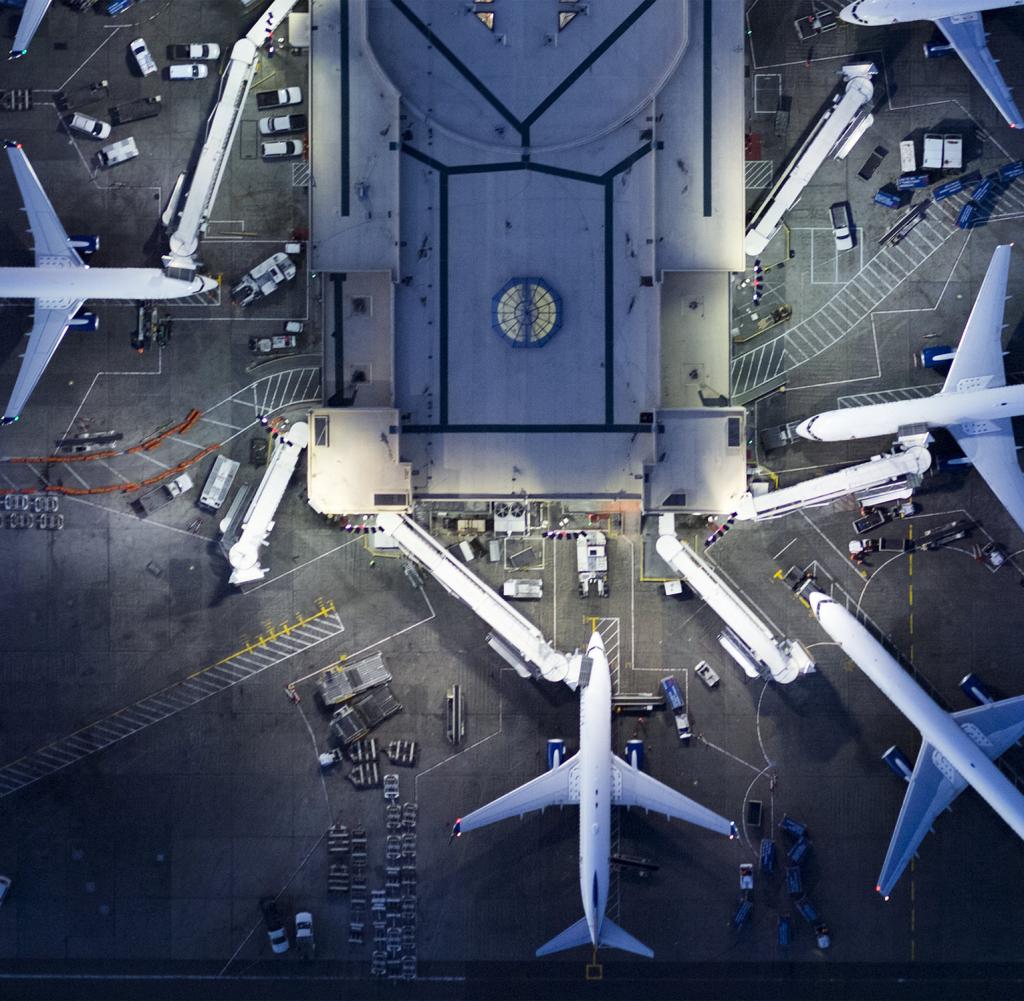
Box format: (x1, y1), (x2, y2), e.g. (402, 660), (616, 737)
(999, 160), (1024, 183)
(956, 202), (978, 229)
(660, 676), (684, 712)
(779, 814), (807, 839)
(897, 173), (930, 190)
(785, 865), (803, 896)
(873, 190), (902, 208)
(777, 915), (792, 946)
(787, 836), (811, 864)
(760, 838), (777, 874)
(732, 898), (753, 929)
(794, 896), (819, 923)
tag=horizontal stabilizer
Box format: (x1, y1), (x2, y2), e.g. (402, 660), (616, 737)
(599, 917), (654, 958)
(535, 916), (592, 957)
(953, 694), (1024, 760)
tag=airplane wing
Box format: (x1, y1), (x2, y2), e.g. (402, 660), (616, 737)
(3, 303), (83, 423)
(953, 695), (1024, 760)
(936, 13), (1024, 129)
(6, 143), (83, 267)
(611, 757), (734, 836)
(11, 0), (52, 58)
(877, 741), (968, 897)
(941, 243), (1012, 393)
(454, 756), (580, 835)
(949, 420), (1024, 536)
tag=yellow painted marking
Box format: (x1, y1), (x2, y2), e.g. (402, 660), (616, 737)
(587, 616), (599, 632)
(908, 585), (913, 607)
(909, 613), (913, 636)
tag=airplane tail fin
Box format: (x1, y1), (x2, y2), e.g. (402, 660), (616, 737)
(534, 915), (654, 958)
(535, 917), (592, 957)
(598, 917), (654, 958)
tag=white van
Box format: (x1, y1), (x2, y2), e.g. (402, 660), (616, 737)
(261, 139), (304, 159)
(97, 137), (139, 168)
(130, 38), (157, 76)
(199, 455), (240, 512)
(169, 63), (208, 80)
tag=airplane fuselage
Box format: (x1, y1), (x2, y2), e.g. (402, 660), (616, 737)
(0, 266), (216, 302)
(842, 0), (1024, 26)
(578, 633), (612, 951)
(797, 384), (1024, 441)
(812, 596), (1024, 849)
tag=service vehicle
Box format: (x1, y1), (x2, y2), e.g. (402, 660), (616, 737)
(131, 472), (194, 518)
(110, 95), (162, 126)
(502, 578), (543, 600)
(248, 334), (297, 354)
(96, 136), (139, 168)
(899, 139), (916, 172)
(260, 897), (289, 954)
(169, 63), (208, 80)
(199, 454), (240, 512)
(316, 652), (390, 707)
(815, 924), (832, 949)
(168, 43), (221, 60)
(255, 86), (302, 109)
(261, 138), (304, 159)
(65, 112), (111, 139)
(258, 113), (307, 135)
(739, 863), (754, 890)
(828, 202), (853, 251)
(295, 912), (314, 957)
(231, 252), (297, 306)
(577, 530), (609, 597)
(660, 675), (691, 742)
(759, 418), (804, 452)
(694, 660), (720, 688)
(129, 38), (157, 76)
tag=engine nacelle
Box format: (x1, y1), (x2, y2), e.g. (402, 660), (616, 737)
(959, 672), (994, 706)
(68, 312), (99, 332)
(882, 745), (913, 782)
(546, 738), (565, 770)
(625, 739), (644, 771)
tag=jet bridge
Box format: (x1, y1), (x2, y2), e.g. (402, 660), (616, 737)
(656, 522), (815, 684)
(376, 513), (575, 686)
(733, 444), (931, 521)
(165, 0), (299, 272)
(228, 420), (309, 586)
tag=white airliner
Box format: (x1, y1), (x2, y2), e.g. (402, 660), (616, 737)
(797, 244), (1024, 535)
(840, 1), (1024, 128)
(453, 630), (736, 958)
(0, 142), (218, 425)
(808, 589), (1024, 897)
(8, 0), (50, 59)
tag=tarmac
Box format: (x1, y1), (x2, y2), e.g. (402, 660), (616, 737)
(2, 2), (1024, 1000)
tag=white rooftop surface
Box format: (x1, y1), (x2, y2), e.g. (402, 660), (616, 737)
(309, 1), (400, 274)
(312, 0), (746, 507)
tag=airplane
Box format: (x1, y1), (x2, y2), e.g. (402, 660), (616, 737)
(796, 244), (1024, 535)
(806, 588), (1024, 897)
(452, 630), (736, 958)
(8, 0), (51, 60)
(0, 141), (218, 425)
(839, 1), (1024, 129)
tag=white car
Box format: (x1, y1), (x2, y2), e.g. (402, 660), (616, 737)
(169, 63), (209, 80)
(0, 875), (10, 907)
(65, 113), (111, 140)
(829, 202), (854, 252)
(295, 912), (314, 956)
(168, 43), (220, 60)
(130, 38), (157, 76)
(261, 139), (304, 160)
(258, 113), (308, 136)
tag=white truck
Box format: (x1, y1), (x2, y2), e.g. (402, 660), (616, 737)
(131, 472), (194, 518)
(576, 530), (609, 597)
(230, 252), (296, 306)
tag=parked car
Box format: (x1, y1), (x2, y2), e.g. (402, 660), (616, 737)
(168, 44), (221, 60)
(829, 201), (854, 251)
(260, 897), (289, 954)
(261, 139), (304, 160)
(255, 86), (302, 109)
(130, 38), (157, 76)
(258, 113), (308, 135)
(295, 911), (314, 957)
(64, 112), (111, 140)
(169, 63), (208, 80)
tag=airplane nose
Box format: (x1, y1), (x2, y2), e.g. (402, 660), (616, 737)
(200, 275), (219, 293)
(807, 591), (830, 618)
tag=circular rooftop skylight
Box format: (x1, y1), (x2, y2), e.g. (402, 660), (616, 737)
(491, 278), (562, 348)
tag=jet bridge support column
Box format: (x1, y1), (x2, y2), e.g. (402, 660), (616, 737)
(656, 519), (815, 684)
(377, 513), (575, 686)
